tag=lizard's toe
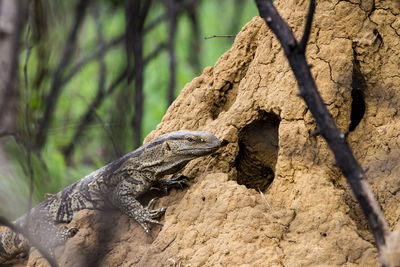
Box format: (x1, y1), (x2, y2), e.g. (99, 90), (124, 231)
(146, 197), (159, 210)
(144, 217), (164, 226)
(147, 207), (167, 218)
(138, 216), (164, 235)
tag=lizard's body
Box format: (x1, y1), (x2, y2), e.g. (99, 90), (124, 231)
(0, 130), (220, 264)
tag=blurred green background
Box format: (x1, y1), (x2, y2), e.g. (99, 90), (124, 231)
(1, 0), (258, 219)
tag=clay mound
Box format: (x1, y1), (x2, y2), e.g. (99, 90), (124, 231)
(12, 0), (400, 266)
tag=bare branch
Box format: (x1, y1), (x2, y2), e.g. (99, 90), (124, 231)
(61, 34), (124, 88)
(164, 0), (178, 105)
(144, 0), (199, 33)
(186, 3), (201, 73)
(125, 0), (152, 148)
(75, 93), (121, 159)
(298, 0), (315, 53)
(254, 0), (390, 254)
(63, 5), (122, 161)
(62, 41), (166, 159)
(35, 0), (89, 149)
(0, 216), (59, 267)
(144, 42), (167, 65)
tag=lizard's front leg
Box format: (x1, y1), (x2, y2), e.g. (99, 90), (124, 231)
(112, 178), (166, 234)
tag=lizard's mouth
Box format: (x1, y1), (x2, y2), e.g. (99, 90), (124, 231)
(178, 141), (221, 156)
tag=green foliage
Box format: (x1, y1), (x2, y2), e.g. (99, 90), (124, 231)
(2, 0), (257, 217)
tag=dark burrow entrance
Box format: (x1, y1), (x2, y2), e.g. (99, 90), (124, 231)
(235, 112), (280, 191)
(349, 55), (366, 132)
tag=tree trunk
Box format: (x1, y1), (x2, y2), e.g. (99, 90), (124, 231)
(0, 0), (24, 219)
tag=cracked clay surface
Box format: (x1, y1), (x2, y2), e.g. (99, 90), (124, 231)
(14, 0), (400, 266)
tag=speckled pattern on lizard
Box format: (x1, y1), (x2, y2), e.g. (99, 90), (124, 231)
(0, 130), (221, 264)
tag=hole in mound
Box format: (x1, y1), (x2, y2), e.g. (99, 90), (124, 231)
(349, 50), (366, 132)
(235, 112), (280, 191)
(349, 89), (365, 132)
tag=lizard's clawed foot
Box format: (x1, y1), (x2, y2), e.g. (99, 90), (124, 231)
(146, 197), (167, 218)
(157, 174), (189, 194)
(138, 198), (167, 234)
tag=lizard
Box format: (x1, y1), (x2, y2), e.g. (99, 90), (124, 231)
(0, 130), (221, 264)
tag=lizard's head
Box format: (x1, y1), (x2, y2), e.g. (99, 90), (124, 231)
(133, 130), (221, 176)
(150, 130), (220, 175)
(160, 130), (221, 157)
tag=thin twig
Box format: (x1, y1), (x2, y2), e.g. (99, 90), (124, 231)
(254, 0), (390, 255)
(0, 216), (59, 267)
(258, 188), (272, 210)
(204, 34), (236, 40)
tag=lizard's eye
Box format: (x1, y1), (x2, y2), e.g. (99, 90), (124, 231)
(187, 137), (194, 142)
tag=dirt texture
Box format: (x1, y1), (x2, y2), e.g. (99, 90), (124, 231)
(9, 0), (400, 266)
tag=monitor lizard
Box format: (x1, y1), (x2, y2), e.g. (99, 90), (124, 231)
(0, 130), (221, 264)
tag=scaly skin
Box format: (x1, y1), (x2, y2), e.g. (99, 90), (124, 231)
(0, 130), (220, 264)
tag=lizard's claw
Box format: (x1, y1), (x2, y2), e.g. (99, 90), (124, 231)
(146, 197), (167, 216)
(135, 198), (167, 235)
(146, 197), (159, 210)
(137, 203), (167, 234)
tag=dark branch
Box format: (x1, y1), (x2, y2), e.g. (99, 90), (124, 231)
(125, 0), (152, 148)
(35, 0), (89, 149)
(62, 42), (166, 159)
(62, 69), (125, 160)
(186, 3), (201, 73)
(254, 0), (390, 255)
(164, 0), (178, 105)
(61, 34), (124, 88)
(0, 216), (59, 267)
(143, 0), (199, 33)
(298, 0), (315, 53)
(144, 42), (167, 65)
(255, 0), (297, 55)
(92, 4), (120, 157)
(63, 5), (122, 161)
